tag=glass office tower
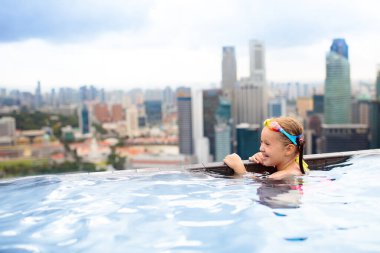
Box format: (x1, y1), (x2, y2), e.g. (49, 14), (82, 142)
(324, 38), (351, 124)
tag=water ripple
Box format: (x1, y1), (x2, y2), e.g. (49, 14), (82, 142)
(1, 155), (380, 252)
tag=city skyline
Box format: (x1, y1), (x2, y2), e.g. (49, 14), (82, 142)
(1, 0), (380, 92)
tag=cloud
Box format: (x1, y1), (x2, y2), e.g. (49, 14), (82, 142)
(0, 0), (150, 42)
(1, 0), (379, 90)
(1, 0), (379, 48)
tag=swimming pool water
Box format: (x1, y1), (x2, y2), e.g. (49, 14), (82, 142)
(1, 154), (380, 252)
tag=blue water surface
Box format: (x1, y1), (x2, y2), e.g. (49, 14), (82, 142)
(1, 154), (380, 253)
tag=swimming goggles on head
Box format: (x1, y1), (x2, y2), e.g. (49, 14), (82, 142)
(264, 119), (303, 146)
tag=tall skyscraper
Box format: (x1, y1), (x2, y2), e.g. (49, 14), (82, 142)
(202, 89), (232, 161)
(111, 104), (125, 122)
(235, 78), (267, 125)
(34, 81), (43, 109)
(235, 40), (268, 126)
(192, 89), (210, 163)
(214, 124), (231, 162)
(369, 67), (380, 148)
(376, 66), (380, 100)
(177, 87), (193, 155)
(324, 38), (351, 124)
(80, 86), (88, 102)
(330, 38), (349, 59)
(203, 89), (222, 160)
(144, 100), (162, 126)
(94, 103), (111, 123)
(221, 47), (237, 90)
(369, 101), (380, 148)
(214, 97), (231, 161)
(126, 105), (139, 137)
(79, 104), (91, 135)
(249, 40), (266, 82)
(221, 46), (237, 152)
(313, 95), (324, 114)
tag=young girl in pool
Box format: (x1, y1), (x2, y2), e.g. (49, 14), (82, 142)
(224, 116), (308, 180)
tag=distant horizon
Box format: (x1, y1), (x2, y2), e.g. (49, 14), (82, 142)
(1, 1), (380, 92)
(1, 78), (376, 95)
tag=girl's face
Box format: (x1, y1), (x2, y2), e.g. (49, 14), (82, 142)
(259, 127), (292, 167)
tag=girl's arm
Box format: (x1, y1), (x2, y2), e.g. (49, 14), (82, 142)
(223, 153), (247, 174)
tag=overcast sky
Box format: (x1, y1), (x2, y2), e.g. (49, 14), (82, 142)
(1, 0), (379, 92)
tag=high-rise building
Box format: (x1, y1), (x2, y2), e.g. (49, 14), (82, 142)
(296, 97), (313, 118)
(80, 86), (88, 102)
(203, 89), (231, 161)
(308, 114), (323, 154)
(111, 104), (125, 122)
(376, 67), (380, 100)
(369, 67), (380, 148)
(221, 46), (237, 152)
(352, 100), (370, 125)
(235, 78), (266, 125)
(194, 137), (210, 164)
(324, 39), (351, 124)
(177, 87), (193, 155)
(59, 87), (79, 105)
(79, 85), (98, 102)
(144, 100), (162, 126)
(145, 89), (163, 101)
(0, 117), (16, 145)
(221, 47), (237, 90)
(214, 97), (231, 162)
(320, 124), (369, 153)
(330, 38), (349, 59)
(203, 89), (222, 160)
(235, 40), (267, 125)
(34, 81), (43, 109)
(49, 88), (59, 108)
(192, 89), (210, 163)
(100, 88), (106, 103)
(163, 86), (175, 117)
(312, 95), (324, 114)
(93, 103), (110, 123)
(89, 85), (98, 101)
(249, 40), (266, 82)
(126, 105), (139, 137)
(163, 86), (175, 107)
(214, 123), (231, 162)
(236, 123), (260, 160)
(369, 101), (380, 148)
(79, 104), (91, 135)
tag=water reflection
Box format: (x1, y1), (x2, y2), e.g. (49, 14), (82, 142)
(209, 171), (305, 209)
(256, 177), (304, 209)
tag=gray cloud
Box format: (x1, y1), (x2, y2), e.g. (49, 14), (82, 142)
(0, 0), (378, 50)
(219, 0), (376, 49)
(0, 0), (149, 42)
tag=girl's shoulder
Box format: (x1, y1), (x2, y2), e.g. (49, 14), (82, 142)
(269, 163), (303, 180)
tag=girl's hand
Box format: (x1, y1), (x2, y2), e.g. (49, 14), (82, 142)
(223, 153), (247, 174)
(249, 152), (264, 164)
